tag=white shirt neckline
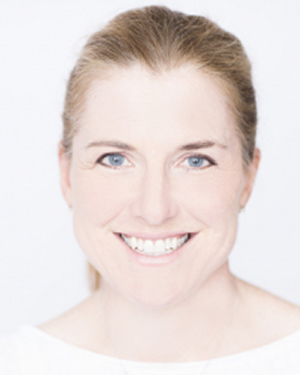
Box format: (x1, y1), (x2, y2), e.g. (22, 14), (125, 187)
(16, 324), (300, 371)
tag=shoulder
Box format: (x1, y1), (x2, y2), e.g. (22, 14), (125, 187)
(0, 325), (70, 374)
(0, 323), (107, 375)
(37, 292), (107, 354)
(236, 278), (300, 345)
(0, 327), (32, 374)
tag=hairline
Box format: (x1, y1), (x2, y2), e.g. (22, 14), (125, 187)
(64, 61), (253, 168)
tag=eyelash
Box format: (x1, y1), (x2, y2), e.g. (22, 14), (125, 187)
(96, 153), (217, 170)
(181, 154), (217, 170)
(96, 153), (131, 169)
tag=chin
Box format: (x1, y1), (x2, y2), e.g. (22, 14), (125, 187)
(111, 274), (193, 311)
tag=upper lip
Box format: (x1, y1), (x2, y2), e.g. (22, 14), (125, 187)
(116, 232), (191, 240)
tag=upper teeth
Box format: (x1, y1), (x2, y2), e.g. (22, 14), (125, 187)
(120, 234), (189, 256)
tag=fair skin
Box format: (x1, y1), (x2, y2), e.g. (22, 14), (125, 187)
(40, 64), (300, 362)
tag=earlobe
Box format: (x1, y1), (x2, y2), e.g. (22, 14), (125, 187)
(58, 142), (73, 208)
(239, 148), (261, 209)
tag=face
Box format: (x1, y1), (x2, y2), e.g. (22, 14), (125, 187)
(59, 64), (259, 308)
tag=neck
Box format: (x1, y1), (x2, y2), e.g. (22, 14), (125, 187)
(93, 262), (240, 362)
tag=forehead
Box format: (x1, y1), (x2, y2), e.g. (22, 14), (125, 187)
(77, 64), (237, 148)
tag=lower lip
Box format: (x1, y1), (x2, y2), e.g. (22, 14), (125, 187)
(115, 234), (194, 266)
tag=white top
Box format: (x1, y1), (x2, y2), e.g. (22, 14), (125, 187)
(1, 325), (300, 374)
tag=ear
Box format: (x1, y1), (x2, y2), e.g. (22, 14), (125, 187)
(58, 142), (73, 208)
(239, 148), (261, 209)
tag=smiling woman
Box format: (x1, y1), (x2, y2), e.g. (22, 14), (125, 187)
(1, 5), (300, 375)
(65, 64), (253, 287)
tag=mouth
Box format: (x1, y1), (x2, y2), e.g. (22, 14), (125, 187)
(118, 233), (192, 257)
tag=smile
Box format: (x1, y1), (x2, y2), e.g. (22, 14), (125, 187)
(119, 233), (191, 256)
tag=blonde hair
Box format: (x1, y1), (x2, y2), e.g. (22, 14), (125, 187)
(62, 6), (257, 292)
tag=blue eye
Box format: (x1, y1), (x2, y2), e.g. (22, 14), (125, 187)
(97, 153), (130, 168)
(187, 156), (205, 167)
(107, 154), (125, 166)
(182, 155), (216, 170)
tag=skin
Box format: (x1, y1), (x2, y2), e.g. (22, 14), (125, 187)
(40, 64), (300, 362)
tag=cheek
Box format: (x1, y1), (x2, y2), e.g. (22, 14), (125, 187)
(177, 171), (243, 225)
(71, 170), (133, 225)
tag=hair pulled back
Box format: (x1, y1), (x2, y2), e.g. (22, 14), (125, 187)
(62, 6), (257, 290)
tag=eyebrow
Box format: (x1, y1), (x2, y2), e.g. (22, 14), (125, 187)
(178, 141), (227, 151)
(85, 140), (227, 151)
(86, 140), (136, 151)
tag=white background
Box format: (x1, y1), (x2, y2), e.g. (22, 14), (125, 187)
(0, 0), (299, 335)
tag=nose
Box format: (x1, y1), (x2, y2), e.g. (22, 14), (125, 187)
(130, 167), (178, 226)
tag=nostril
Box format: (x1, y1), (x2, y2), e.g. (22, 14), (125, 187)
(131, 195), (178, 226)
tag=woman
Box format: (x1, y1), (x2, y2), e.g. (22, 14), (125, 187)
(1, 5), (300, 374)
